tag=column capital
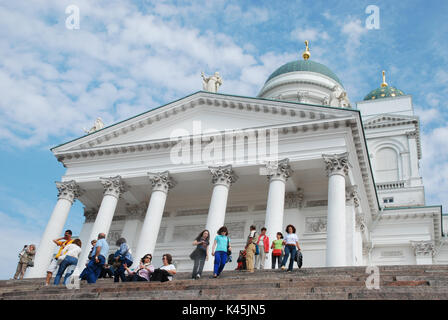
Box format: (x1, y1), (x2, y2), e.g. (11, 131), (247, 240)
(266, 158), (293, 182)
(83, 207), (98, 223)
(209, 164), (238, 187)
(346, 185), (360, 207)
(285, 188), (304, 209)
(56, 180), (82, 204)
(100, 175), (127, 198)
(148, 171), (177, 193)
(411, 240), (435, 257)
(125, 202), (148, 219)
(323, 152), (350, 177)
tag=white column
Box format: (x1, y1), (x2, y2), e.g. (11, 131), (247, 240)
(264, 159), (292, 268)
(323, 153), (350, 267)
(121, 203), (146, 253)
(26, 181), (81, 278)
(76, 176), (126, 271)
(78, 208), (97, 250)
(134, 171), (176, 262)
(204, 165), (238, 271)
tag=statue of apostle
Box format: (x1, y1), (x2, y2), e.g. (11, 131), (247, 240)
(201, 71), (223, 93)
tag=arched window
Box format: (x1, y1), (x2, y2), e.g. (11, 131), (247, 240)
(375, 147), (399, 181)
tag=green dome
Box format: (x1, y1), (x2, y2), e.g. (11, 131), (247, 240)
(363, 85), (405, 101)
(265, 59), (344, 87)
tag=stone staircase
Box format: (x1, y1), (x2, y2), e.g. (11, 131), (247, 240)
(2, 265), (448, 300)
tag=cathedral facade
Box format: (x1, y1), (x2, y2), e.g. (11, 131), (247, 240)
(27, 44), (447, 278)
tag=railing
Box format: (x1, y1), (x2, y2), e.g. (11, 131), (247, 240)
(376, 181), (406, 190)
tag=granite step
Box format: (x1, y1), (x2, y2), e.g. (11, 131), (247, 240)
(2, 265), (448, 300)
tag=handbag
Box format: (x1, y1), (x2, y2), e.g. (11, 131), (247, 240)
(226, 237), (232, 263)
(189, 248), (199, 260)
(295, 250), (303, 268)
(272, 249), (282, 256)
(255, 244), (259, 255)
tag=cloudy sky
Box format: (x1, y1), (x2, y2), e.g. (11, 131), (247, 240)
(0, 0), (447, 279)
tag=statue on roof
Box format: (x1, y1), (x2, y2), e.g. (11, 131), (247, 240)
(201, 71), (223, 93)
(84, 117), (104, 134)
(329, 85), (351, 108)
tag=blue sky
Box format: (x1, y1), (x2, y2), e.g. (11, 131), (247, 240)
(0, 0), (447, 279)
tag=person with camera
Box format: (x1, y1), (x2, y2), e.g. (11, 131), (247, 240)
(190, 230), (210, 279)
(13, 244), (36, 280)
(125, 254), (154, 281)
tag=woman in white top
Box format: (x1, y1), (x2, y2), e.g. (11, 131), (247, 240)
(281, 225), (301, 272)
(54, 239), (82, 285)
(159, 254), (177, 281)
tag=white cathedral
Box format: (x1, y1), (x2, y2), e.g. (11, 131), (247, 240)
(27, 42), (448, 278)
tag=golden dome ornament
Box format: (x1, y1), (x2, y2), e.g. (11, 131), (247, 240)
(302, 40), (311, 60)
(381, 70), (388, 87)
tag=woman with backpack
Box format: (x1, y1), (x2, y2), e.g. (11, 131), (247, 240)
(211, 226), (231, 278)
(191, 230), (210, 279)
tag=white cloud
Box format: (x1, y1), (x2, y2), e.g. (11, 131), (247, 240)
(420, 126), (448, 210)
(341, 18), (367, 50)
(0, 1), (284, 149)
(290, 27), (330, 42)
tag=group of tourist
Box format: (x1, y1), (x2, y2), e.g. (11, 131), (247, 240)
(189, 223), (302, 279)
(14, 222), (302, 283)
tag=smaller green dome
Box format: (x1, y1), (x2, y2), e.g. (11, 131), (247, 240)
(265, 59), (344, 87)
(363, 85), (405, 101)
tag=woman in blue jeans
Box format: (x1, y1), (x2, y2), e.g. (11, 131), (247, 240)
(113, 238), (133, 282)
(54, 239), (82, 285)
(211, 226), (231, 278)
(281, 225), (301, 272)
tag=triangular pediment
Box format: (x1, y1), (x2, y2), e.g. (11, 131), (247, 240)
(363, 114), (418, 129)
(52, 91), (356, 153)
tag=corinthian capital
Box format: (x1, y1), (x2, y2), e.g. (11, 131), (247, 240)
(411, 241), (435, 257)
(56, 180), (82, 204)
(100, 175), (127, 198)
(322, 152), (350, 177)
(209, 165), (238, 187)
(266, 158), (293, 182)
(148, 171), (176, 193)
(83, 207), (98, 223)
